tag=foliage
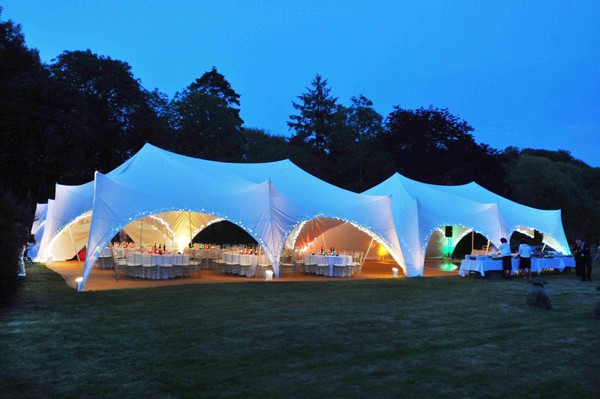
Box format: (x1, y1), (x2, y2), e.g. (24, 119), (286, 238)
(326, 96), (391, 191)
(288, 74), (338, 153)
(49, 49), (157, 175)
(380, 105), (502, 187)
(505, 153), (600, 241)
(171, 67), (245, 161)
(0, 184), (31, 306)
(242, 128), (289, 163)
(0, 11), (51, 202)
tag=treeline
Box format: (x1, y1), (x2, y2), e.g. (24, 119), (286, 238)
(1, 11), (599, 300)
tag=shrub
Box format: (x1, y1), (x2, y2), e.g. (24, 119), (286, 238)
(0, 184), (31, 307)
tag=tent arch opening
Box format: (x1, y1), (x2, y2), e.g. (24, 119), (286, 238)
(509, 227), (570, 254)
(425, 224), (506, 261)
(283, 216), (406, 275)
(81, 205), (283, 290)
(43, 211), (93, 263)
(424, 224), (496, 259)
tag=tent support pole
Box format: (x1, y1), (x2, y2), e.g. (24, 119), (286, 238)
(471, 231), (474, 254)
(363, 237), (374, 264)
(139, 219), (144, 250)
(188, 212), (193, 248)
(68, 226), (82, 268)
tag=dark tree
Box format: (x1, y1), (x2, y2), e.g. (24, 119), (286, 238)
(49, 49), (157, 177)
(344, 95), (390, 190)
(171, 67), (245, 161)
(286, 75), (341, 182)
(504, 151), (600, 242)
(0, 11), (51, 202)
(243, 128), (289, 163)
(288, 74), (338, 153)
(380, 105), (497, 185)
(144, 88), (175, 150)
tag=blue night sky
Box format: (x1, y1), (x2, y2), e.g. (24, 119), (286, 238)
(4, 1), (599, 166)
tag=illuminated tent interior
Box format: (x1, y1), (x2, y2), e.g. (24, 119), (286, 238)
(294, 219), (396, 260)
(33, 144), (571, 291)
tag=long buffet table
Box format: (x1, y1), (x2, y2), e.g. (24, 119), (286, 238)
(459, 256), (575, 277)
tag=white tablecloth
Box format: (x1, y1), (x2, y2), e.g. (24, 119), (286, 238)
(459, 257), (575, 277)
(222, 252), (269, 277)
(96, 247), (114, 269)
(127, 253), (189, 279)
(302, 254), (353, 277)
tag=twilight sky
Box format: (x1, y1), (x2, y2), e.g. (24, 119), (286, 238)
(4, 1), (600, 166)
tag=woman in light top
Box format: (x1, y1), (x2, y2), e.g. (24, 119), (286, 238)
(498, 237), (512, 279)
(518, 238), (533, 280)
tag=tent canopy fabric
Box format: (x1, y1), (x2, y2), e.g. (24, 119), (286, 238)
(33, 144), (571, 291)
(40, 144), (403, 290)
(363, 173), (571, 269)
(27, 202), (48, 260)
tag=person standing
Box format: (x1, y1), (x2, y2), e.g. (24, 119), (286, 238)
(498, 237), (512, 279)
(592, 238), (600, 264)
(518, 238), (532, 280)
(574, 238), (592, 282)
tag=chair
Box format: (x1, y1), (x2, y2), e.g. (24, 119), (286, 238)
(181, 255), (192, 278)
(225, 253), (240, 275)
(316, 258), (328, 276)
(239, 255), (253, 277)
(173, 254), (193, 278)
(352, 259), (364, 276)
(126, 253), (143, 279)
(255, 255), (270, 278)
(97, 247), (114, 269)
(141, 254), (157, 279)
(199, 250), (211, 270)
(351, 252), (364, 277)
(113, 250), (128, 281)
(161, 255), (174, 279)
(172, 254), (184, 278)
(333, 264), (345, 277)
(190, 253), (202, 277)
(279, 255), (296, 276)
(185, 255), (196, 278)
(212, 251), (225, 273)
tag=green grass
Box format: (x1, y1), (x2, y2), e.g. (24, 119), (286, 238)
(1, 265), (599, 398)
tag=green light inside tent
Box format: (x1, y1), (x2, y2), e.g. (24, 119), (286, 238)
(440, 262), (457, 271)
(444, 238), (458, 257)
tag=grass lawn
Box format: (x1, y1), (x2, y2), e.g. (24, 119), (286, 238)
(1, 264), (599, 398)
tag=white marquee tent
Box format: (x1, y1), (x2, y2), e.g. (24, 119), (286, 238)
(33, 144), (571, 291)
(35, 144), (404, 290)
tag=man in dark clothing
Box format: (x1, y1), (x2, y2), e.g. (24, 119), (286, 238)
(573, 238), (592, 282)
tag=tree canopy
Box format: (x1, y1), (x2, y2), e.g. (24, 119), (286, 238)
(171, 68), (245, 161)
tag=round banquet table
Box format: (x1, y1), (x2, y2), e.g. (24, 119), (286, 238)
(302, 254), (353, 277)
